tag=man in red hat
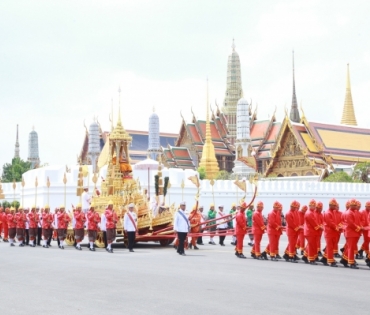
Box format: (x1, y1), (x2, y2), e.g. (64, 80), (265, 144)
(296, 205), (307, 254)
(339, 200), (351, 255)
(315, 201), (324, 257)
(341, 199), (362, 268)
(302, 199), (322, 265)
(321, 199), (340, 267)
(284, 200), (301, 263)
(188, 205), (202, 250)
(2, 208), (9, 242)
(235, 202), (248, 258)
(15, 207), (27, 247)
(264, 201), (283, 261)
(333, 202), (343, 258)
(251, 201), (266, 259)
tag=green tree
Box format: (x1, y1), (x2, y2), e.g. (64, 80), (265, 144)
(216, 170), (232, 180)
(11, 201), (20, 209)
(1, 158), (31, 182)
(323, 171), (354, 183)
(2, 200), (11, 208)
(352, 162), (370, 183)
(197, 166), (206, 180)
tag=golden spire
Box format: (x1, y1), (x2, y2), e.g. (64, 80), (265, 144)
(199, 79), (219, 180)
(110, 87), (131, 141)
(340, 64), (357, 126)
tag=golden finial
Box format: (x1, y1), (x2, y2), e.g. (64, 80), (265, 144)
(63, 173), (67, 185)
(340, 63), (357, 126)
(46, 177), (50, 188)
(232, 38), (235, 52)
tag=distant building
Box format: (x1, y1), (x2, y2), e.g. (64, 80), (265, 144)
(28, 127), (40, 168)
(14, 124), (20, 159)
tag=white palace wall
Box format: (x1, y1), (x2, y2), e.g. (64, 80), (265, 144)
(2, 165), (370, 214)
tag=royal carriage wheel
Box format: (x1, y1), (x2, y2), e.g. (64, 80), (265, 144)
(95, 231), (106, 248)
(64, 230), (75, 246)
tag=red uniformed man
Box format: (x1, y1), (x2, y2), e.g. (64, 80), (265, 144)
(341, 199), (362, 269)
(265, 201), (283, 262)
(315, 201), (324, 257)
(284, 200), (301, 263)
(0, 207), (2, 241)
(87, 203), (100, 251)
(7, 207), (16, 246)
(15, 207), (26, 247)
(235, 202), (248, 259)
(57, 205), (70, 249)
(333, 202), (343, 258)
(42, 206), (53, 248)
(188, 205), (202, 250)
(105, 201), (115, 253)
(339, 201), (351, 255)
(2, 208), (9, 242)
(28, 206), (39, 247)
(296, 205), (307, 254)
(302, 199), (322, 265)
(321, 199), (340, 267)
(74, 203), (86, 250)
(252, 201), (266, 260)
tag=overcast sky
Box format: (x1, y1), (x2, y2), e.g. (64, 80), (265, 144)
(1, 0), (369, 168)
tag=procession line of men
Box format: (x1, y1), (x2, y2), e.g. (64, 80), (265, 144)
(0, 200), (138, 253)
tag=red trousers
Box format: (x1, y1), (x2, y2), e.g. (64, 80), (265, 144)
(305, 236), (317, 261)
(3, 223), (8, 239)
(267, 234), (278, 257)
(317, 232), (323, 251)
(324, 236), (336, 263)
(286, 233), (298, 257)
(343, 237), (360, 264)
(236, 234), (245, 253)
(334, 232), (340, 253)
(360, 232), (369, 254)
(252, 233), (263, 256)
(296, 231), (305, 250)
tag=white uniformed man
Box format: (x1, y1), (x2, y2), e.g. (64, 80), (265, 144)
(123, 203), (137, 252)
(81, 186), (91, 214)
(216, 205), (228, 246)
(174, 201), (190, 256)
(100, 212), (107, 248)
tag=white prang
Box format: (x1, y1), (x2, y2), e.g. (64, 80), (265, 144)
(148, 109), (161, 160)
(88, 121), (100, 173)
(233, 97), (255, 177)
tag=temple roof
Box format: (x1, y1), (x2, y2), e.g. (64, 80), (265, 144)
(162, 145), (195, 169)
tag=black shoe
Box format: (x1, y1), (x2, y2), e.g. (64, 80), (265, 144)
(108, 248), (113, 253)
(231, 242), (235, 245)
(129, 249), (134, 252)
(220, 243), (225, 246)
(239, 254), (246, 259)
(300, 250), (304, 255)
(283, 253), (290, 261)
(10, 243), (15, 247)
(350, 264), (359, 269)
(340, 258), (348, 267)
(251, 252), (256, 259)
(330, 262), (338, 267)
(42, 245), (49, 248)
(181, 253), (186, 256)
(60, 246), (64, 250)
(334, 253), (341, 258)
(276, 254), (282, 259)
(290, 258), (298, 263)
(194, 246), (199, 250)
(302, 256), (309, 264)
(309, 261), (317, 265)
(340, 247), (344, 253)
(189, 244), (192, 249)
(89, 247), (94, 251)
(19, 243), (25, 247)
(319, 257), (328, 265)
(75, 246), (82, 251)
(261, 252), (268, 260)
(318, 251), (323, 257)
(294, 255), (300, 261)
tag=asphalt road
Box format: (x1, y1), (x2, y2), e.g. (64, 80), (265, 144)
(0, 235), (369, 315)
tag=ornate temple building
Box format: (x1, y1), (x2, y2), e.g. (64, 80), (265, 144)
(14, 124), (20, 158)
(222, 39), (243, 145)
(28, 127), (40, 169)
(79, 124), (177, 165)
